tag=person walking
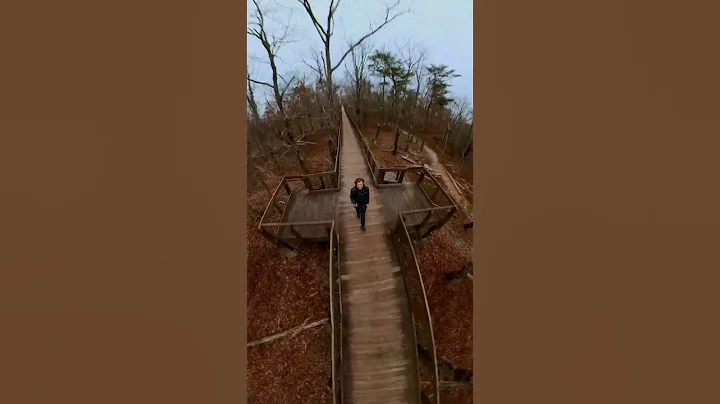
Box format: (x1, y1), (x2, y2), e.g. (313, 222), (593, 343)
(350, 177), (370, 231)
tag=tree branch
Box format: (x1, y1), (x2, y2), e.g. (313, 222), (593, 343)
(247, 77), (274, 89)
(247, 317), (329, 348)
(330, 0), (409, 73)
(279, 76), (297, 99)
(296, 0), (328, 40)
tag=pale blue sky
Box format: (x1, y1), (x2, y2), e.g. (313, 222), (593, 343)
(247, 0), (473, 108)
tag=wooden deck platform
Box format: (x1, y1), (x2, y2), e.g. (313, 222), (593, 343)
(337, 106), (419, 404)
(377, 184), (434, 226)
(275, 189), (338, 240)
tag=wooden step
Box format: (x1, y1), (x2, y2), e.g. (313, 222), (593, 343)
(352, 374), (409, 387)
(346, 349), (410, 364)
(341, 255), (393, 267)
(342, 293), (403, 309)
(340, 274), (397, 289)
(343, 246), (392, 262)
(345, 315), (405, 331)
(338, 108), (421, 403)
(341, 223), (389, 237)
(341, 272), (400, 288)
(351, 364), (413, 379)
(346, 327), (407, 340)
(343, 287), (402, 303)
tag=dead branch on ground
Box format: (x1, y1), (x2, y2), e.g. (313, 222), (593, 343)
(247, 317), (329, 348)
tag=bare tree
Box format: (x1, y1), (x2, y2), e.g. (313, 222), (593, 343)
(295, 0), (409, 112)
(344, 41), (372, 125)
(444, 96), (472, 153)
(247, 71), (262, 122)
(397, 39), (426, 130)
(247, 0), (296, 119)
(248, 0), (309, 173)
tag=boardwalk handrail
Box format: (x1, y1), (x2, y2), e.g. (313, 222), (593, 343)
(329, 221), (343, 404)
(344, 107), (382, 185)
(392, 213), (441, 404)
(257, 122), (343, 239)
(255, 116), (344, 404)
(342, 104), (463, 403)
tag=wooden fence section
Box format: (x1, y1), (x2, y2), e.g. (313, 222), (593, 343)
(391, 214), (441, 404)
(257, 123), (342, 246)
(329, 223), (343, 404)
(256, 116), (344, 404)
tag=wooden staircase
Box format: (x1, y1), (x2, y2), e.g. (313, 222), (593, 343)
(337, 107), (419, 404)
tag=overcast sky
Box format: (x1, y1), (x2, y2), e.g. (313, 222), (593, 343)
(247, 0), (473, 108)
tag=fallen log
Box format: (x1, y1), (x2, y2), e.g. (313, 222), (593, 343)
(247, 317), (329, 347)
(401, 155), (420, 165)
(446, 171), (463, 194)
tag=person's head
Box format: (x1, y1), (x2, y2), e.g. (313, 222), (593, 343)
(354, 178), (365, 189)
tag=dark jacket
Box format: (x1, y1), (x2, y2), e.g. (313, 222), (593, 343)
(350, 185), (370, 205)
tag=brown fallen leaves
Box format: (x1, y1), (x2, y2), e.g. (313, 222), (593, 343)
(247, 215), (332, 404)
(248, 325), (331, 404)
(442, 382), (474, 403)
(362, 129), (414, 168)
(413, 214), (473, 402)
(247, 137), (334, 404)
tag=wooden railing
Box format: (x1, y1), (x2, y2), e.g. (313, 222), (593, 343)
(344, 105), (464, 404)
(391, 213), (441, 404)
(345, 107), (382, 185)
(257, 124), (343, 245)
(329, 223), (343, 404)
(256, 120), (344, 403)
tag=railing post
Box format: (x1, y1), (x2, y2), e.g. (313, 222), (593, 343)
(303, 177), (312, 191)
(398, 170), (405, 183)
(258, 226), (277, 245)
(418, 210), (433, 228)
(430, 183), (440, 203)
(283, 182), (291, 195)
(289, 225), (302, 239)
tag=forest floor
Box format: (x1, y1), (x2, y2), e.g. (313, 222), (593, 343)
(247, 131), (335, 404)
(362, 128), (412, 168)
(359, 127), (474, 403)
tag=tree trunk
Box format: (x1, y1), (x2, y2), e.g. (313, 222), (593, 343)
(443, 123), (451, 153)
(392, 126), (401, 155)
(459, 123), (474, 168)
(295, 148), (310, 174)
(307, 113), (315, 131)
(424, 102), (432, 133)
(255, 167), (274, 196)
(374, 123), (381, 142)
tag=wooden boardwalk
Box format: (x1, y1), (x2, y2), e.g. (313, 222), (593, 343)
(337, 107), (419, 404)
